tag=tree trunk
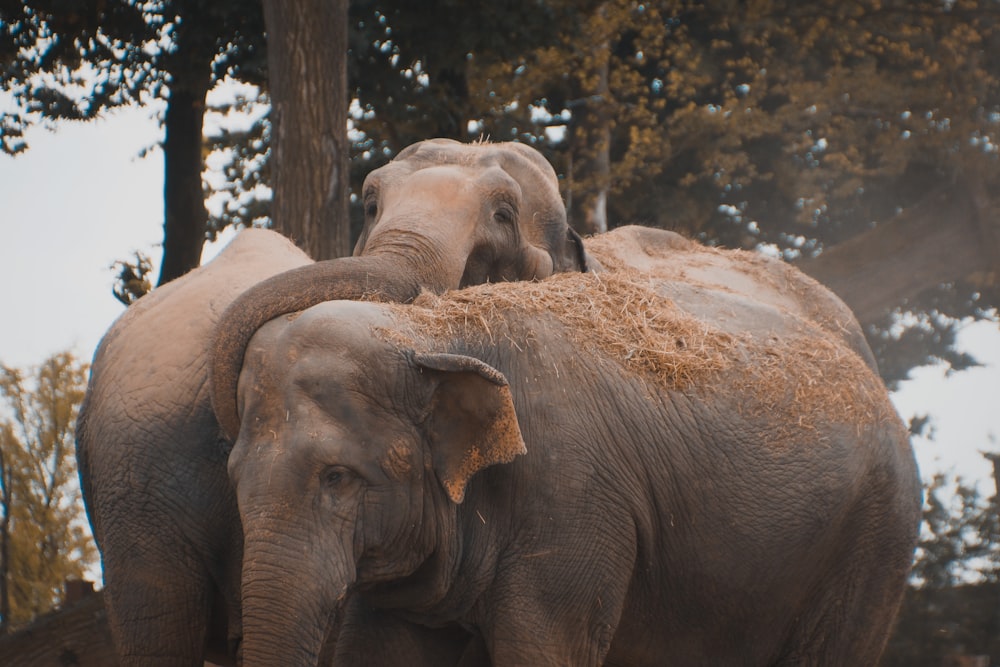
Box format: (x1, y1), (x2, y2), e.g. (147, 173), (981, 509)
(796, 178), (1000, 326)
(157, 26), (213, 286)
(263, 0), (351, 260)
(568, 36), (611, 236)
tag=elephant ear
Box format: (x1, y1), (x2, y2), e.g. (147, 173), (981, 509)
(413, 352), (526, 504)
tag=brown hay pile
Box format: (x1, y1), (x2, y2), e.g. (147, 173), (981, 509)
(585, 228), (856, 334)
(377, 268), (899, 445)
(388, 270), (734, 392)
(729, 328), (898, 443)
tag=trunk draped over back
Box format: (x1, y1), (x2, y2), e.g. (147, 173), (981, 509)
(210, 252), (456, 443)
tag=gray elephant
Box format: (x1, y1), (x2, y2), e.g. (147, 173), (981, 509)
(585, 225), (877, 370)
(76, 139), (589, 666)
(219, 247), (921, 665)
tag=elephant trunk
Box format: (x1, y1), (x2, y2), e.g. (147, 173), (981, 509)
(238, 524), (352, 667)
(210, 251), (456, 442)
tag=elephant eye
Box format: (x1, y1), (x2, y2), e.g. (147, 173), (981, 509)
(322, 466), (351, 489)
(493, 206), (515, 225)
(364, 200), (378, 218)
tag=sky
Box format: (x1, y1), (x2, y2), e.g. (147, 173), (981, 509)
(1, 101), (999, 497)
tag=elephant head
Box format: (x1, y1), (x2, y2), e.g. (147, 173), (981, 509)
(227, 302), (524, 666)
(210, 138), (588, 442)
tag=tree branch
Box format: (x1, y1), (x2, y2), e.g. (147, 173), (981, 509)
(796, 178), (999, 325)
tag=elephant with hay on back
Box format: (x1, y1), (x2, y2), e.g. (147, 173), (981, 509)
(215, 225), (922, 666)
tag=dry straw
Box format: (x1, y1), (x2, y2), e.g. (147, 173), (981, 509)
(399, 270), (731, 391)
(379, 260), (898, 444)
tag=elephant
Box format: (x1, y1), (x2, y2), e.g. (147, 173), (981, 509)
(584, 225), (878, 371)
(219, 238), (922, 666)
(75, 138), (589, 666)
(210, 138), (590, 442)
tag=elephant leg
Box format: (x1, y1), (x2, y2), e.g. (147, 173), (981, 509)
(333, 598), (479, 667)
(101, 535), (217, 667)
(484, 605), (618, 667)
(483, 569), (630, 665)
(774, 521), (913, 665)
(480, 514), (635, 666)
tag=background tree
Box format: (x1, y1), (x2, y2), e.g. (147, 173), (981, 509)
(0, 0), (266, 286)
(465, 0), (1000, 385)
(881, 455), (1000, 665)
(0, 352), (97, 633)
(3, 0), (998, 383)
(1, 0), (356, 271)
(262, 0), (350, 259)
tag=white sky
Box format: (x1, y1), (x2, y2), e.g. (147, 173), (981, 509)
(1, 102), (998, 495)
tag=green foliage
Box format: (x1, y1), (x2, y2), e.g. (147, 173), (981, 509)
(883, 464), (1000, 664)
(470, 0), (1000, 378)
(461, 1), (994, 240)
(348, 0), (561, 146)
(4, 0), (270, 239)
(203, 88), (271, 238)
(911, 473), (1000, 588)
(868, 308), (983, 390)
(0, 1), (156, 155)
(0, 352), (97, 632)
(3, 0), (999, 376)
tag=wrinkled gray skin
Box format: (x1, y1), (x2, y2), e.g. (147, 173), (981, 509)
(76, 230), (310, 666)
(76, 138), (588, 666)
(223, 239), (921, 666)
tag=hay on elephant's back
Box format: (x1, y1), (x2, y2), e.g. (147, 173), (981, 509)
(734, 330), (898, 442)
(398, 270), (735, 390)
(382, 269), (897, 441)
(584, 230), (689, 272)
(585, 230), (860, 344)
(587, 230), (794, 294)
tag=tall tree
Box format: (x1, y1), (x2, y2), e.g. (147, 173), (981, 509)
(881, 461), (1000, 664)
(0, 0), (267, 286)
(472, 0), (1000, 383)
(0, 352), (97, 633)
(262, 0), (350, 260)
(4, 0), (997, 383)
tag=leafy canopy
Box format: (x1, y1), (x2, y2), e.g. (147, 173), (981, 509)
(0, 351), (97, 632)
(3, 0), (998, 380)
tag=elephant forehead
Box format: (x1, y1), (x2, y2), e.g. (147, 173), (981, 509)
(281, 315), (404, 404)
(387, 165), (478, 202)
(385, 163), (520, 201)
(393, 138), (507, 167)
(390, 139), (555, 182)
(285, 300), (396, 346)
(485, 144), (560, 193)
(392, 137), (463, 162)
(277, 356), (406, 442)
(239, 302), (395, 402)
